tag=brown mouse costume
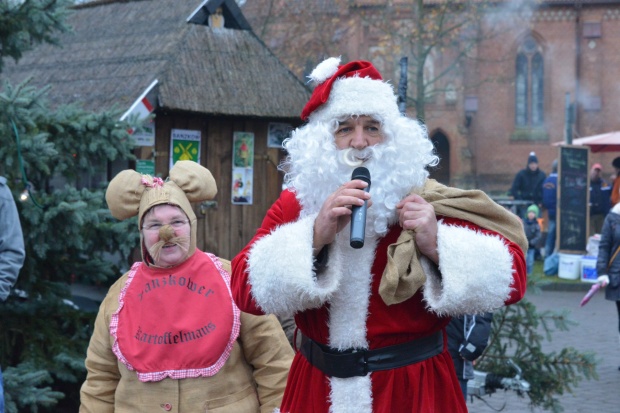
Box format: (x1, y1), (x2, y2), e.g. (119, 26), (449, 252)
(80, 161), (293, 413)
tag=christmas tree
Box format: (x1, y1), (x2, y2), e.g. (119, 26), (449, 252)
(0, 1), (137, 412)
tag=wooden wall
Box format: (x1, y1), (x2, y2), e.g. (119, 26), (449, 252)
(152, 111), (297, 260)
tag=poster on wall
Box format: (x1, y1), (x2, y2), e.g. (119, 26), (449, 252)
(232, 132), (254, 205)
(231, 167), (253, 205)
(267, 122), (292, 148)
(170, 129), (201, 169)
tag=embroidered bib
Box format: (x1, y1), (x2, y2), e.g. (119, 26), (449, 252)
(111, 251), (240, 382)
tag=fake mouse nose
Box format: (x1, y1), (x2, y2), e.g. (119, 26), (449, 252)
(159, 225), (175, 242)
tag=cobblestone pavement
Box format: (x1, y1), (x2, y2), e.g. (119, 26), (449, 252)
(467, 287), (619, 413)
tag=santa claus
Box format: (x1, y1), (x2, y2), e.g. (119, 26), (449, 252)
(231, 57), (527, 413)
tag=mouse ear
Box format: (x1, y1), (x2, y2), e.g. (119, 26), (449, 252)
(105, 169), (145, 220)
(169, 160), (217, 203)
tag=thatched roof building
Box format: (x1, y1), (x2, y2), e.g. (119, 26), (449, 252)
(2, 0), (312, 259)
(2, 0), (310, 119)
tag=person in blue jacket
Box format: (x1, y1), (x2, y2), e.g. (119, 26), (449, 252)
(542, 160), (558, 258)
(447, 312), (494, 399)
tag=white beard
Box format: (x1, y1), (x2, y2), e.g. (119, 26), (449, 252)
(282, 117), (437, 238)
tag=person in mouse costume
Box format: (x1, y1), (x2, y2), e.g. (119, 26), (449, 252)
(80, 160), (293, 413)
(231, 57), (528, 413)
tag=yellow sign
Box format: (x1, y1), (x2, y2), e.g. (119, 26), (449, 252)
(170, 129), (201, 168)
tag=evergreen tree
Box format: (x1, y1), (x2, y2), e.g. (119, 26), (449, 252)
(0, 1), (138, 412)
(475, 274), (597, 413)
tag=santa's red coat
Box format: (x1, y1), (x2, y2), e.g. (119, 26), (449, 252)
(232, 190), (526, 413)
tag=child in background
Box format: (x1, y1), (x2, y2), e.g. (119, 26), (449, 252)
(524, 204), (542, 274)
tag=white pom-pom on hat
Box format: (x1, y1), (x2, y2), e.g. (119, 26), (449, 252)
(309, 56), (341, 84)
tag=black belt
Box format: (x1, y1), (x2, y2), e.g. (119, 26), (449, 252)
(299, 330), (444, 379)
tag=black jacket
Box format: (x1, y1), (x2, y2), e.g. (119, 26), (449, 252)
(510, 168), (546, 204)
(523, 218), (542, 249)
(447, 313), (494, 381)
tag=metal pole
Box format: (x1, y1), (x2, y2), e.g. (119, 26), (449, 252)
(565, 92), (573, 144)
(397, 57), (408, 115)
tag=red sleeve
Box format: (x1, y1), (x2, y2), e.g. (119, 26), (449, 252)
(503, 236), (527, 305)
(231, 190), (301, 315)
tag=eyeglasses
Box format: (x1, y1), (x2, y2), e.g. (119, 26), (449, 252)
(142, 220), (189, 232)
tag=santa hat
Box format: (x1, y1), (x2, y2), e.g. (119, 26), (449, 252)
(105, 161), (217, 265)
(301, 57), (401, 123)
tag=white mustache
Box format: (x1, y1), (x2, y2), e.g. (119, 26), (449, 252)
(340, 148), (371, 167)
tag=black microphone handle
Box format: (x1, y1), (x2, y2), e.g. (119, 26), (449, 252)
(350, 167), (371, 249)
(350, 190), (370, 249)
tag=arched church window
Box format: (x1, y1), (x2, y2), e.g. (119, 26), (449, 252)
(515, 35), (544, 128)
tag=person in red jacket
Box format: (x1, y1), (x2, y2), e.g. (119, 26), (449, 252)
(231, 57), (527, 413)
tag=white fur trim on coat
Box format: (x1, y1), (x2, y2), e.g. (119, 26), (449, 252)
(329, 376), (373, 413)
(247, 214), (341, 315)
(327, 234), (376, 350)
(324, 233), (377, 413)
(423, 221), (514, 315)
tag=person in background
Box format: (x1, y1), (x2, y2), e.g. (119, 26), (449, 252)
(510, 151), (546, 219)
(542, 160), (558, 258)
(0, 176), (26, 413)
(595, 201), (620, 370)
(524, 204), (542, 275)
(80, 161), (293, 413)
(447, 312), (494, 400)
(231, 57), (527, 413)
(610, 157), (620, 207)
(590, 163), (611, 236)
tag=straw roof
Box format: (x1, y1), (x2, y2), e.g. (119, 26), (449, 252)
(1, 0), (310, 119)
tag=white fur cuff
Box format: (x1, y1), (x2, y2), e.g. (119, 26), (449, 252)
(423, 222), (514, 315)
(247, 214), (340, 315)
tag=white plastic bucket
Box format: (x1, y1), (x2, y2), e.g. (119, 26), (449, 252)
(558, 253), (582, 280)
(581, 256), (598, 283)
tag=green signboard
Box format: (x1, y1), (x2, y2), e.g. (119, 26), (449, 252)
(136, 159), (155, 176)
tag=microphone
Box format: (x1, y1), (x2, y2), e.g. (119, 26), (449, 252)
(350, 167), (371, 249)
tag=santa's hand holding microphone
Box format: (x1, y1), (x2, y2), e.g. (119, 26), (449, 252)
(312, 171), (440, 263)
(312, 169), (371, 254)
